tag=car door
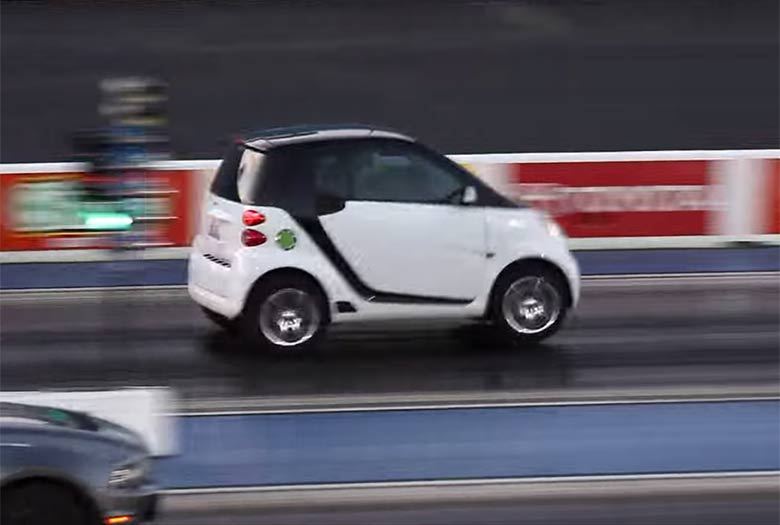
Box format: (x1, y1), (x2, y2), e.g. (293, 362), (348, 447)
(316, 139), (487, 302)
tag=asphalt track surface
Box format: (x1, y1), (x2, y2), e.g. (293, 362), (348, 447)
(159, 490), (780, 525)
(1, 274), (778, 403)
(2, 0), (778, 162)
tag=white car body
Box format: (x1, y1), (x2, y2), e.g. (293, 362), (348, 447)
(188, 126), (580, 342)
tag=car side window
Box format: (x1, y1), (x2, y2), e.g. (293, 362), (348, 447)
(237, 148), (266, 204)
(351, 142), (465, 204)
(312, 150), (352, 200)
(210, 144), (242, 201)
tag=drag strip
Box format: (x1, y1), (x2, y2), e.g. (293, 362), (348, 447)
(158, 473), (780, 525)
(1, 274), (777, 406)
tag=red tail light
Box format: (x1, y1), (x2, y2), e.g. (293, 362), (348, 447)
(241, 229), (267, 247)
(242, 210), (266, 226)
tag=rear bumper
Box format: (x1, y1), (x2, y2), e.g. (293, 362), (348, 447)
(188, 280), (243, 319)
(187, 249), (244, 319)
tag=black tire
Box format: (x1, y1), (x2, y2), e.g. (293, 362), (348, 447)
(241, 274), (328, 353)
(490, 265), (568, 346)
(1, 481), (92, 525)
(200, 306), (238, 333)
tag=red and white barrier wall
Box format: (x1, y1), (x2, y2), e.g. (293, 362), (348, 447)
(457, 150), (780, 242)
(1, 150), (778, 261)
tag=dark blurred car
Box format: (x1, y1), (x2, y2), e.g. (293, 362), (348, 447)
(0, 402), (157, 525)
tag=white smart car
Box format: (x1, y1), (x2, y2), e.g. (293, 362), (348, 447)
(188, 125), (580, 352)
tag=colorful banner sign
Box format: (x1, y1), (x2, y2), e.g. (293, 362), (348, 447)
(0, 169), (195, 251)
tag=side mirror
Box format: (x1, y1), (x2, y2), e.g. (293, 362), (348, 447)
(316, 193), (346, 216)
(461, 186), (477, 205)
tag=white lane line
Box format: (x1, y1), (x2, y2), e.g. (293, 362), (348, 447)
(173, 383), (780, 414)
(161, 470), (780, 495)
(0, 160), (220, 173)
(0, 246), (192, 263)
(569, 235), (780, 250)
(178, 395), (779, 417)
(1, 271), (777, 296)
(450, 150), (780, 163)
(5, 151), (780, 175)
(0, 285), (188, 296)
(582, 271), (780, 281)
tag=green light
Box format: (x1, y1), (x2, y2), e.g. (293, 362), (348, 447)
(275, 229), (297, 250)
(82, 212), (133, 231)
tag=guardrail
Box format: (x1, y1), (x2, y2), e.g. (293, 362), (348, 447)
(2, 150), (778, 262)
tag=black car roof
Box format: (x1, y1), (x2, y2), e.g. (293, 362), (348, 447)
(245, 123), (373, 139)
(243, 124), (413, 150)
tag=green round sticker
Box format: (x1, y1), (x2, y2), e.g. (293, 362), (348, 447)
(276, 229), (297, 250)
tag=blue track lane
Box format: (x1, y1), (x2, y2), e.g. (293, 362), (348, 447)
(1, 248), (779, 289)
(154, 400), (780, 489)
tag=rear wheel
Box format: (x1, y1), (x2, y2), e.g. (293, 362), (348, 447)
(241, 274), (327, 353)
(1, 481), (92, 525)
(490, 266), (568, 346)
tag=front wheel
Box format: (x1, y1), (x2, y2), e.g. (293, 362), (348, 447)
(1, 482), (92, 525)
(241, 274), (327, 353)
(490, 267), (568, 346)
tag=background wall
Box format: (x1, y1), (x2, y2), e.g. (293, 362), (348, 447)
(2, 0), (778, 162)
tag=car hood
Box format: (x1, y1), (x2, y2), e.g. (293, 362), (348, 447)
(0, 402), (148, 453)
